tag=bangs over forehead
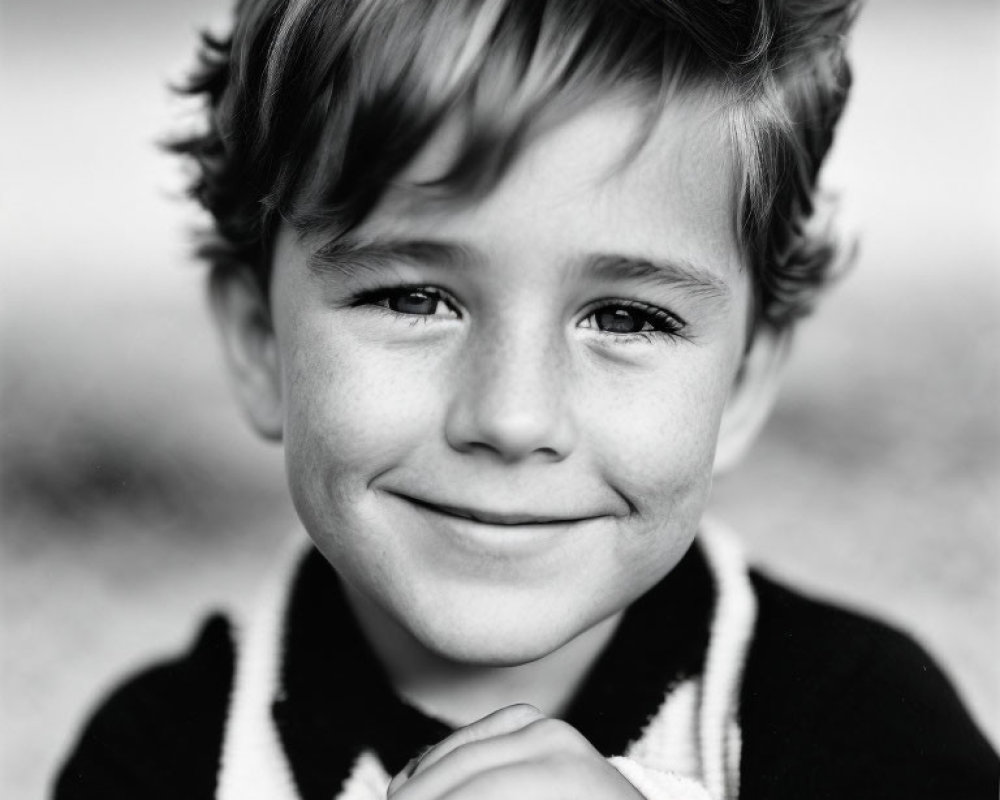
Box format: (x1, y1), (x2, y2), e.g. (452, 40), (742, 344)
(258, 0), (759, 232)
(178, 0), (857, 330)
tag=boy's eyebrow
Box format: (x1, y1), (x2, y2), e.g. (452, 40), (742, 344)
(308, 236), (731, 302)
(308, 237), (475, 277)
(584, 255), (732, 302)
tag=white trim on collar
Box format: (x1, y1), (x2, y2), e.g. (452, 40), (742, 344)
(216, 533), (307, 800)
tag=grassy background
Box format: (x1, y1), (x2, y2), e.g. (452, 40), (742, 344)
(2, 0), (998, 796)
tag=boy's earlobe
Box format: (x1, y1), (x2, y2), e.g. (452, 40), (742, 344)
(713, 327), (790, 475)
(209, 271), (284, 441)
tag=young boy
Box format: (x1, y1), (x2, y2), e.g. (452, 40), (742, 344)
(55, 0), (998, 798)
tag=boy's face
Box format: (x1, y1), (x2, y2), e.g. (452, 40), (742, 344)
(230, 95), (765, 665)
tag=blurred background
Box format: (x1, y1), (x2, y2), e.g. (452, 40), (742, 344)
(1, 0), (998, 795)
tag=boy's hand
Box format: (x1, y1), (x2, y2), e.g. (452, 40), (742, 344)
(387, 704), (646, 800)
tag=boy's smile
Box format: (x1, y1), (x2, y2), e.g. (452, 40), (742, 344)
(396, 494), (604, 526)
(219, 92), (774, 682)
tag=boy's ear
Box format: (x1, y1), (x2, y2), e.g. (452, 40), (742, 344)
(209, 271), (284, 441)
(714, 327), (790, 475)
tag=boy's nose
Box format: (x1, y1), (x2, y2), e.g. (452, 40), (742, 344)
(444, 330), (578, 463)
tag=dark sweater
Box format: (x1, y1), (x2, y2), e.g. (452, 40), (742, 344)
(54, 544), (999, 799)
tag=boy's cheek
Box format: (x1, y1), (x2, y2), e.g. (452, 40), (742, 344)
(585, 379), (728, 491)
(282, 332), (431, 453)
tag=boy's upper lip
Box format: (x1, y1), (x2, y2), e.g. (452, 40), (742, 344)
(392, 492), (606, 526)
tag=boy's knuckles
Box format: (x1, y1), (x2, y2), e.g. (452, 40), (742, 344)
(397, 736), (540, 798)
(451, 704), (544, 745)
(394, 723), (610, 800)
(407, 705), (545, 780)
(491, 703), (546, 729)
(428, 737), (508, 775)
(519, 717), (593, 753)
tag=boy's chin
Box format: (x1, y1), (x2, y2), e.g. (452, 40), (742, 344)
(403, 599), (617, 669)
(418, 630), (564, 668)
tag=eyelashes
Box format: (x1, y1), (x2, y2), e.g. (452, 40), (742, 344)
(578, 300), (687, 342)
(351, 286), (461, 319)
(349, 285), (688, 342)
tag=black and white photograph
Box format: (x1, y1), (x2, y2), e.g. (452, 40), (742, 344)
(2, 0), (998, 797)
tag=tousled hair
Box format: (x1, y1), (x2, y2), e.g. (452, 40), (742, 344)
(170, 0), (858, 331)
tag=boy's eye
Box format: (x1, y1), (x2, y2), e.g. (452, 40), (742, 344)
(386, 289), (441, 315)
(356, 287), (460, 318)
(580, 301), (686, 338)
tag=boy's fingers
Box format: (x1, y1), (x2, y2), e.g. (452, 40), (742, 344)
(389, 730), (536, 800)
(413, 704), (545, 778)
(388, 704), (544, 794)
(389, 718), (620, 800)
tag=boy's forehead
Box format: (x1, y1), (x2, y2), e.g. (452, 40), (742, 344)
(355, 92), (742, 276)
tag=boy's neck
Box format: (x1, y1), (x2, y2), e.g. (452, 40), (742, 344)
(342, 586), (622, 726)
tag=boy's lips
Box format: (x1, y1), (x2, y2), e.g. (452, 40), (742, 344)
(391, 492), (604, 526)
